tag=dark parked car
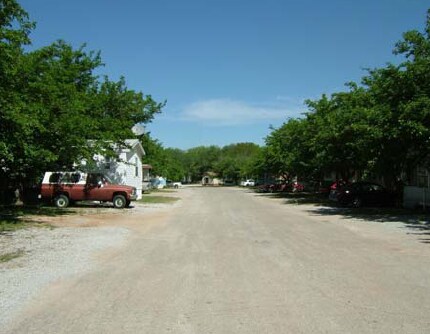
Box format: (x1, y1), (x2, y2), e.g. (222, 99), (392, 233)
(329, 182), (396, 208)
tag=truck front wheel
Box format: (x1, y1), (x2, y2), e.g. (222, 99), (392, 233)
(54, 194), (69, 208)
(113, 195), (126, 209)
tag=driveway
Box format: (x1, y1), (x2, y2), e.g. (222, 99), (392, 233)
(2, 187), (430, 333)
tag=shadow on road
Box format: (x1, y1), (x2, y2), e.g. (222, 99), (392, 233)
(252, 191), (430, 244)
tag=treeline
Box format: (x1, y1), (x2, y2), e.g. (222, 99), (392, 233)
(140, 134), (261, 183)
(147, 10), (430, 188)
(261, 10), (430, 188)
(0, 1), (163, 188)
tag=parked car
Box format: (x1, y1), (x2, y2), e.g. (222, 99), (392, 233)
(330, 181), (395, 208)
(40, 171), (137, 209)
(173, 182), (182, 189)
(319, 180), (349, 194)
(291, 181), (305, 192)
(256, 181), (305, 193)
(243, 179), (255, 187)
(255, 181), (279, 193)
(223, 180), (236, 186)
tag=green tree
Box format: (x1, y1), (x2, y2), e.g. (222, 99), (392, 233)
(305, 86), (374, 181)
(215, 143), (261, 181)
(140, 134), (188, 181)
(0, 0), (35, 186)
(1, 38), (163, 186)
(140, 133), (170, 177)
(263, 9), (430, 188)
(362, 9), (430, 184)
(164, 148), (187, 181)
(264, 118), (314, 181)
(185, 146), (221, 181)
(1, 1), (164, 190)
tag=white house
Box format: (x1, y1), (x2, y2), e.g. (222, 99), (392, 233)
(91, 139), (145, 199)
(403, 165), (430, 209)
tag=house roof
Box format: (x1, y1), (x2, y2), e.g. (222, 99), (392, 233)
(87, 139), (146, 157)
(124, 139), (146, 157)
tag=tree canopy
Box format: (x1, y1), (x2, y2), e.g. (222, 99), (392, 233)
(0, 1), (163, 187)
(262, 9), (430, 188)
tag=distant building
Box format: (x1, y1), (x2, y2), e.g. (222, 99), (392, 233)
(202, 172), (222, 186)
(151, 176), (167, 189)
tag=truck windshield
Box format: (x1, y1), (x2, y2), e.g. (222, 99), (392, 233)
(88, 173), (116, 185)
(102, 175), (115, 184)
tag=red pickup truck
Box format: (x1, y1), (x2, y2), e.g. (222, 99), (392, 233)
(40, 172), (137, 208)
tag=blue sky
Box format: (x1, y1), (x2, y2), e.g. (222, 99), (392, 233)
(20, 0), (429, 149)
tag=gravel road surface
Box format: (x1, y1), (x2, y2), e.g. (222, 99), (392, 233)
(2, 187), (430, 333)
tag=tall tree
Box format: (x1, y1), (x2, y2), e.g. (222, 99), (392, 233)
(305, 86), (374, 181)
(215, 143), (261, 181)
(362, 9), (430, 184)
(1, 38), (163, 186)
(264, 117), (316, 181)
(263, 9), (430, 187)
(0, 0), (35, 186)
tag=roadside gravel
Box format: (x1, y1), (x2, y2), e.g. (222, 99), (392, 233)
(0, 195), (183, 330)
(0, 225), (129, 329)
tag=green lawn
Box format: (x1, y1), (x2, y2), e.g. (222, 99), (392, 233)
(137, 195), (179, 204)
(0, 218), (54, 233)
(149, 188), (178, 193)
(0, 218), (28, 232)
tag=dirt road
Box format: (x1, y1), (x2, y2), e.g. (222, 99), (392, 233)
(3, 187), (430, 333)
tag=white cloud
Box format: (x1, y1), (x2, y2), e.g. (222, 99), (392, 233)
(180, 98), (302, 126)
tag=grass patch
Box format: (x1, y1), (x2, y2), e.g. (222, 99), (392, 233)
(0, 205), (64, 233)
(0, 218), (54, 233)
(1, 205), (74, 217)
(0, 218), (29, 232)
(1, 206), (74, 230)
(138, 195), (179, 204)
(0, 250), (24, 263)
(149, 188), (178, 193)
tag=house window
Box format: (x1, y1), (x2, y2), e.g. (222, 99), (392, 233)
(135, 157), (139, 177)
(105, 157), (111, 170)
